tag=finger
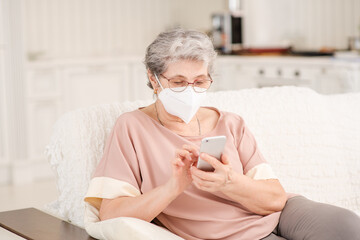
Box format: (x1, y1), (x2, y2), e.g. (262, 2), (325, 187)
(172, 157), (184, 167)
(199, 153), (223, 170)
(182, 144), (199, 157)
(190, 166), (218, 182)
(221, 154), (230, 165)
(192, 166), (226, 185)
(192, 181), (204, 191)
(193, 158), (198, 167)
(175, 149), (192, 161)
(192, 174), (214, 188)
(192, 179), (215, 192)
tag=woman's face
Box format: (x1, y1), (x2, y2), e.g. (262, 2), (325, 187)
(154, 59), (209, 91)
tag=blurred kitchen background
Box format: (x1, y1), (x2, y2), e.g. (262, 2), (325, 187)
(0, 0), (360, 192)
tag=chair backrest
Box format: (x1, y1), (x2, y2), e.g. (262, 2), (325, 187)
(45, 86), (360, 227)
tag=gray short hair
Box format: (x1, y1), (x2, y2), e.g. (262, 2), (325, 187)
(144, 28), (217, 89)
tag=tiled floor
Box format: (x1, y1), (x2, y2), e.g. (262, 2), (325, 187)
(0, 178), (58, 212)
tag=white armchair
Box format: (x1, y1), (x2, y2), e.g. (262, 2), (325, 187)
(45, 86), (360, 239)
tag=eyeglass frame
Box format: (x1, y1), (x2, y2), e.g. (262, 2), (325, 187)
(158, 74), (213, 93)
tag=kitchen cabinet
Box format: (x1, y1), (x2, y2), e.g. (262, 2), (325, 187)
(24, 57), (153, 179)
(213, 60), (258, 91)
(62, 65), (129, 112)
(214, 56), (360, 94)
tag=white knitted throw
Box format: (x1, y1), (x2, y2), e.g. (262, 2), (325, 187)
(45, 86), (360, 227)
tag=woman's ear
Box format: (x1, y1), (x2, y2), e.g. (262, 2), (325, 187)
(147, 69), (158, 89)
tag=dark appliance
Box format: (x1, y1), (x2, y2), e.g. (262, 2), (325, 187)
(211, 13), (243, 54)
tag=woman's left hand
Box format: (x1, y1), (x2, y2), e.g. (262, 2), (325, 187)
(190, 153), (235, 192)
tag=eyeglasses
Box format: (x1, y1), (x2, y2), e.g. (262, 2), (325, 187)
(159, 74), (213, 93)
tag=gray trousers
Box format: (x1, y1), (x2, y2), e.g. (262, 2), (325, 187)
(262, 196), (360, 240)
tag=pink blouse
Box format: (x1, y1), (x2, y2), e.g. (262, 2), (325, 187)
(86, 107), (281, 240)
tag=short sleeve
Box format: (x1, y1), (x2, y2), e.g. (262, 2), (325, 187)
(237, 119), (277, 180)
(84, 116), (142, 210)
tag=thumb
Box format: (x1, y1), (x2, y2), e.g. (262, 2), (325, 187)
(221, 154), (230, 165)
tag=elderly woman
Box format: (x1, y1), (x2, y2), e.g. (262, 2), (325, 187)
(84, 28), (360, 240)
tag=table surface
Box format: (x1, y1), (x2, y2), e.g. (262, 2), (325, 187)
(0, 208), (95, 240)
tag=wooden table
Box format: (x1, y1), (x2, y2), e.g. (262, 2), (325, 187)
(0, 208), (95, 240)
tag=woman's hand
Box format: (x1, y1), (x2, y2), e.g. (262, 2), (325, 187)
(190, 153), (234, 193)
(166, 144), (199, 195)
(191, 153), (287, 215)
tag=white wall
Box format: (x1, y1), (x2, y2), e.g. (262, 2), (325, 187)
(24, 0), (171, 59)
(244, 0), (360, 50)
(0, 0), (9, 184)
(0, 0), (9, 183)
(172, 0), (227, 31)
(23, 0), (360, 59)
(23, 0), (226, 60)
(0, 0), (29, 185)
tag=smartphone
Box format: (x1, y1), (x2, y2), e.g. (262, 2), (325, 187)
(197, 136), (227, 171)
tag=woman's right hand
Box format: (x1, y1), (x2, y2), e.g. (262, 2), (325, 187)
(100, 144), (199, 222)
(167, 144), (199, 195)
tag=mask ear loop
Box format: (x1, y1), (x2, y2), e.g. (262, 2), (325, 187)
(154, 74), (164, 90)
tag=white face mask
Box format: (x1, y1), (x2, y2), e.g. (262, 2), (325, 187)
(154, 74), (207, 124)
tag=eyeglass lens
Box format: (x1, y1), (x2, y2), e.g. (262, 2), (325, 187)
(168, 78), (212, 92)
